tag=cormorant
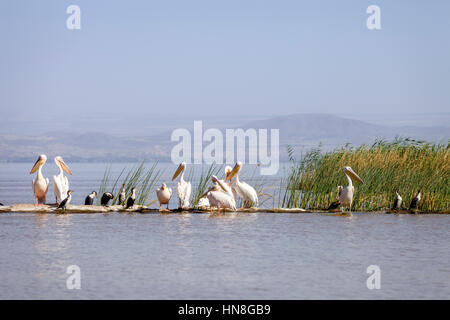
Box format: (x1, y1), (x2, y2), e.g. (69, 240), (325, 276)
(101, 192), (114, 206)
(126, 187), (137, 209)
(392, 190), (402, 210)
(58, 190), (73, 210)
(84, 191), (97, 205)
(118, 184), (126, 205)
(409, 190), (421, 210)
(327, 200), (341, 210)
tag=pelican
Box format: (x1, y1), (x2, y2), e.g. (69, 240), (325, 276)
(126, 187), (137, 209)
(197, 166), (233, 208)
(409, 190), (421, 210)
(392, 190), (402, 210)
(58, 190), (73, 210)
(84, 191), (97, 205)
(200, 176), (236, 212)
(338, 166), (363, 213)
(228, 161), (258, 208)
(30, 154), (49, 205)
(52, 156), (73, 205)
(156, 183), (172, 211)
(172, 162), (191, 210)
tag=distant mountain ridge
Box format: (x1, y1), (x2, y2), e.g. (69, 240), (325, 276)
(0, 114), (448, 162)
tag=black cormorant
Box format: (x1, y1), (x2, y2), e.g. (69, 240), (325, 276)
(84, 191), (97, 205)
(58, 190), (73, 210)
(126, 187), (137, 209)
(327, 200), (341, 210)
(101, 192), (114, 206)
(409, 190), (421, 210)
(118, 184), (126, 205)
(392, 190), (402, 210)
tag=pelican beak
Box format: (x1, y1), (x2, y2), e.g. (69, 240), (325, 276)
(30, 157), (45, 174)
(216, 181), (228, 193)
(347, 167), (363, 184)
(228, 163), (241, 180)
(225, 170), (232, 181)
(58, 158), (73, 175)
(172, 163), (184, 181)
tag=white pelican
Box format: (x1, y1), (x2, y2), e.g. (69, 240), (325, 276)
(156, 183), (172, 211)
(52, 156), (73, 205)
(392, 190), (402, 210)
(338, 166), (363, 212)
(409, 190), (421, 210)
(172, 162), (191, 210)
(30, 154), (49, 205)
(196, 165), (233, 208)
(200, 176), (236, 212)
(57, 190), (73, 210)
(228, 161), (258, 208)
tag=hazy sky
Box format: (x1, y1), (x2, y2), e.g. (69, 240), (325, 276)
(1, 0), (449, 123)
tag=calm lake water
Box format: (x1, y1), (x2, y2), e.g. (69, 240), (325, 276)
(0, 163), (449, 299)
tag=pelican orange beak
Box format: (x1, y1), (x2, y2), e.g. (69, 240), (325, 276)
(228, 162), (242, 180)
(30, 155), (46, 174)
(346, 167), (363, 184)
(172, 163), (185, 181)
(57, 157), (73, 175)
(224, 168), (233, 181)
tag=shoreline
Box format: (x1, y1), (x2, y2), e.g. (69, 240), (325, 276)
(0, 204), (447, 215)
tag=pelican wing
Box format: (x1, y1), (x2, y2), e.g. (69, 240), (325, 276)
(235, 181), (258, 207)
(53, 175), (64, 200)
(213, 191), (236, 211)
(177, 180), (191, 209)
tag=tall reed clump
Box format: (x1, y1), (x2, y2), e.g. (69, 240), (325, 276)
(281, 138), (450, 212)
(97, 161), (163, 206)
(190, 163), (224, 207)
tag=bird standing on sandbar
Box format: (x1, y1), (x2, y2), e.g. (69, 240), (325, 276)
(58, 190), (73, 210)
(409, 190), (421, 211)
(101, 192), (114, 206)
(30, 154), (50, 205)
(392, 190), (402, 210)
(118, 184), (126, 205)
(338, 166), (363, 213)
(52, 156), (73, 205)
(172, 162), (191, 210)
(156, 183), (172, 211)
(84, 191), (97, 205)
(126, 187), (137, 209)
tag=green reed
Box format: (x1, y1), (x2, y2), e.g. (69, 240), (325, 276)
(281, 138), (450, 212)
(97, 161), (163, 206)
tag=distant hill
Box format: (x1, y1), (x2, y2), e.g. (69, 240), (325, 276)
(0, 114), (448, 162)
(242, 113), (449, 151)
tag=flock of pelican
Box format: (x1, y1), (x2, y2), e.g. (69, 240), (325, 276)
(27, 155), (261, 212)
(26, 154), (422, 213)
(157, 161), (259, 212)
